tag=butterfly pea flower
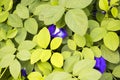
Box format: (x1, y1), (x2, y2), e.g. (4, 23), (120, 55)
(21, 68), (27, 77)
(48, 24), (68, 39)
(94, 57), (106, 73)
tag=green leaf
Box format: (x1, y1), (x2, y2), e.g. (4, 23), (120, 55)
(73, 59), (95, 76)
(50, 53), (63, 68)
(37, 62), (52, 75)
(24, 18), (38, 34)
(112, 65), (120, 78)
(3, 0), (13, 11)
(0, 11), (9, 23)
(7, 14), (23, 27)
(0, 54), (15, 68)
(67, 39), (76, 50)
(15, 28), (27, 44)
(65, 9), (88, 36)
(99, 73), (113, 80)
(0, 46), (16, 59)
(78, 69), (101, 80)
(88, 20), (100, 31)
(45, 72), (72, 80)
(9, 59), (21, 79)
(101, 18), (120, 31)
(63, 55), (80, 72)
(18, 40), (36, 50)
(90, 27), (107, 42)
(34, 27), (50, 49)
(82, 48), (94, 60)
(50, 37), (62, 50)
(0, 27), (7, 41)
(110, 0), (119, 6)
(58, 0), (67, 7)
(21, 0), (35, 6)
(99, 0), (109, 11)
(30, 49), (42, 64)
(61, 51), (72, 60)
(38, 5), (65, 25)
(111, 7), (118, 18)
(91, 46), (102, 57)
(27, 72), (43, 80)
(50, 0), (58, 5)
(73, 34), (86, 47)
(16, 4), (29, 19)
(40, 49), (51, 62)
(17, 50), (31, 61)
(66, 0), (92, 9)
(7, 28), (18, 38)
(103, 32), (119, 51)
(101, 45), (120, 63)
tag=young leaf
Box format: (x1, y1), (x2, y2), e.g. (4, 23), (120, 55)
(66, 0), (92, 9)
(112, 65), (120, 78)
(65, 9), (88, 36)
(103, 32), (119, 51)
(78, 69), (101, 80)
(61, 51), (72, 60)
(15, 28), (27, 44)
(27, 72), (43, 80)
(90, 27), (107, 42)
(73, 34), (86, 47)
(7, 14), (23, 27)
(63, 55), (80, 72)
(40, 49), (51, 62)
(3, 0), (13, 11)
(16, 4), (29, 19)
(45, 72), (72, 80)
(99, 0), (109, 11)
(91, 46), (102, 57)
(9, 59), (21, 79)
(7, 28), (18, 38)
(67, 39), (76, 50)
(110, 0), (119, 6)
(111, 7), (118, 18)
(82, 48), (94, 60)
(37, 62), (52, 75)
(99, 73), (113, 80)
(18, 40), (36, 50)
(17, 50), (31, 61)
(101, 45), (119, 64)
(35, 27), (50, 49)
(50, 37), (62, 50)
(38, 5), (65, 25)
(0, 11), (9, 23)
(30, 49), (42, 64)
(73, 59), (95, 76)
(0, 54), (15, 68)
(50, 53), (63, 68)
(24, 18), (38, 34)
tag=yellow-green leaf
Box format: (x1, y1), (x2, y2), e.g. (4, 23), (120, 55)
(40, 49), (51, 62)
(51, 53), (63, 68)
(82, 48), (94, 60)
(67, 39), (76, 50)
(27, 72), (43, 80)
(35, 27), (50, 49)
(50, 37), (62, 50)
(103, 32), (119, 51)
(110, 0), (119, 6)
(111, 7), (118, 18)
(99, 0), (109, 11)
(30, 49), (42, 64)
(0, 11), (9, 23)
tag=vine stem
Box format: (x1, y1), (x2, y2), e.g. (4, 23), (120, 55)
(0, 67), (8, 79)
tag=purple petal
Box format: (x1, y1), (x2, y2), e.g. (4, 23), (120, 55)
(48, 24), (68, 38)
(21, 68), (27, 77)
(55, 28), (68, 38)
(94, 57), (106, 73)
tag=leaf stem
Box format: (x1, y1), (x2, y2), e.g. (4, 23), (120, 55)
(0, 67), (8, 79)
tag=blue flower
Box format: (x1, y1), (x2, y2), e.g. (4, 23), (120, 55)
(94, 57), (106, 73)
(21, 68), (27, 77)
(48, 24), (68, 39)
